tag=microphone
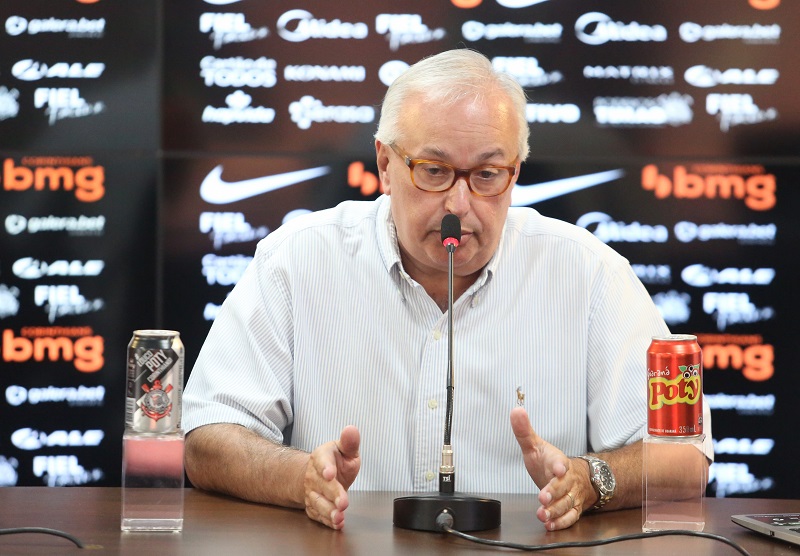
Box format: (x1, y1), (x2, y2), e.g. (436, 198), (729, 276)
(392, 215), (501, 533)
(441, 213), (461, 253)
(438, 214), (460, 494)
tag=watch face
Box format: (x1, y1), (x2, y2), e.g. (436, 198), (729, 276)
(598, 465), (616, 491)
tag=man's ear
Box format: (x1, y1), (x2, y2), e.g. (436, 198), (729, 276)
(375, 140), (392, 195)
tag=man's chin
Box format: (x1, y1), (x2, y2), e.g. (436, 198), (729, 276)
(452, 250), (487, 277)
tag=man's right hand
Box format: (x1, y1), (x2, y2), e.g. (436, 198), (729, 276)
(302, 425), (361, 529)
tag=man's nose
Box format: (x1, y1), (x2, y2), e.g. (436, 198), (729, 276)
(444, 176), (472, 216)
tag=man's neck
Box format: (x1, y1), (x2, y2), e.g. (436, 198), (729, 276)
(415, 270), (479, 313)
(397, 246), (482, 312)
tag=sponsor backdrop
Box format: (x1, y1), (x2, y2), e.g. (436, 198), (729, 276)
(0, 0), (797, 501)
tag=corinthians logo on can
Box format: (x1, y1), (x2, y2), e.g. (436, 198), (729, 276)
(126, 330), (184, 434)
(140, 379), (173, 422)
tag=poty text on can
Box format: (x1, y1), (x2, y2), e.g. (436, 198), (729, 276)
(647, 334), (703, 437)
(126, 330), (184, 434)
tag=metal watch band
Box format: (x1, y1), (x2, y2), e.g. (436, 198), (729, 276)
(576, 455), (615, 510)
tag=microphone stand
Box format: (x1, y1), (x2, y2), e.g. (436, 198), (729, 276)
(440, 234), (457, 493)
(393, 216), (501, 532)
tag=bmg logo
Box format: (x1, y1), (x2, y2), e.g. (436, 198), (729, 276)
(3, 158), (105, 202)
(2, 328), (104, 372)
(642, 164), (775, 211)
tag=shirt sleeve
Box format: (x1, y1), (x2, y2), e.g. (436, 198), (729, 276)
(182, 241), (295, 444)
(585, 253), (714, 461)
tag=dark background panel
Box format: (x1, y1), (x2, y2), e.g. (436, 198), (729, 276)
(0, 0), (797, 499)
(159, 0), (799, 158)
(1, 153), (158, 487)
(0, 1), (160, 152)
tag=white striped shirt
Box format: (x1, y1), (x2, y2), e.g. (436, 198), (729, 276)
(183, 195), (713, 494)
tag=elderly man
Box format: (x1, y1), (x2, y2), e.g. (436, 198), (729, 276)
(183, 49), (712, 531)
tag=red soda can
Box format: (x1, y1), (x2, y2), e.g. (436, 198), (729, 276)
(647, 334), (703, 437)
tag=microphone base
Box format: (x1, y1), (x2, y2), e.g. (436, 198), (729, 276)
(393, 493), (501, 532)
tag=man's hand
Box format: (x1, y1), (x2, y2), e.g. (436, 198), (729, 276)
(303, 425), (361, 529)
(510, 407), (592, 530)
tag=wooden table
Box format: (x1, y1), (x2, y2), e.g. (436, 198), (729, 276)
(1, 488), (799, 555)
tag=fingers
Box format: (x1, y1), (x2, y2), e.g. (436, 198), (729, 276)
(537, 483), (583, 531)
(509, 410), (592, 531)
(566, 492), (576, 511)
(337, 425), (361, 459)
(512, 414), (587, 532)
(539, 498), (581, 531)
(510, 408), (570, 490)
(510, 406), (538, 452)
(305, 451), (349, 529)
(312, 438), (342, 484)
(335, 425), (362, 491)
(535, 462), (587, 531)
(304, 426), (361, 530)
(305, 488), (348, 529)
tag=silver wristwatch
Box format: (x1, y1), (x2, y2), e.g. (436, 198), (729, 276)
(576, 455), (616, 510)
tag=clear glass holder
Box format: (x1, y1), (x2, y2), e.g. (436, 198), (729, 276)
(643, 434), (706, 532)
(121, 429), (185, 532)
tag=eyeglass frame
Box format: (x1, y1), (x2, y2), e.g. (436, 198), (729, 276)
(389, 143), (518, 198)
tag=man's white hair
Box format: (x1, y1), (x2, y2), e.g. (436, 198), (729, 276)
(375, 49), (530, 161)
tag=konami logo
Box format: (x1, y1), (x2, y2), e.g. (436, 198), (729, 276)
(641, 164), (775, 211)
(697, 333), (773, 381)
(2, 327), (104, 372)
(2, 157), (104, 202)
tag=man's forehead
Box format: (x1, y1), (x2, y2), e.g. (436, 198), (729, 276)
(415, 145), (508, 162)
(395, 92), (518, 158)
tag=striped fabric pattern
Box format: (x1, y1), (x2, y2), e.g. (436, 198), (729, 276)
(183, 195), (712, 494)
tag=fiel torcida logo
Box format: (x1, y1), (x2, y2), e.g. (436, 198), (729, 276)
(2, 156), (105, 202)
(641, 163), (775, 211)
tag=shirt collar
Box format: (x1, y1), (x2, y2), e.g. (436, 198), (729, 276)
(375, 195), (403, 274)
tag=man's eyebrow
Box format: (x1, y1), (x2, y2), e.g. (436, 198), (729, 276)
(416, 147), (508, 163)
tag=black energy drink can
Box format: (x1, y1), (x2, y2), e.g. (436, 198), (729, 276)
(126, 330), (184, 434)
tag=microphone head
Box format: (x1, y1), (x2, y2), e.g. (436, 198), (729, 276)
(441, 214), (461, 247)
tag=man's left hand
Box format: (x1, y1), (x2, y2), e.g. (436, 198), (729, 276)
(510, 406), (592, 530)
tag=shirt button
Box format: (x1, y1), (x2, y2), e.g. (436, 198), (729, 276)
(425, 471), (435, 482)
(433, 330), (442, 341)
(428, 399), (438, 410)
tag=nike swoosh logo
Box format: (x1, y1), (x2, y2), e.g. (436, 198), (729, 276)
(200, 165), (331, 204)
(496, 0), (550, 8)
(511, 169), (625, 206)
